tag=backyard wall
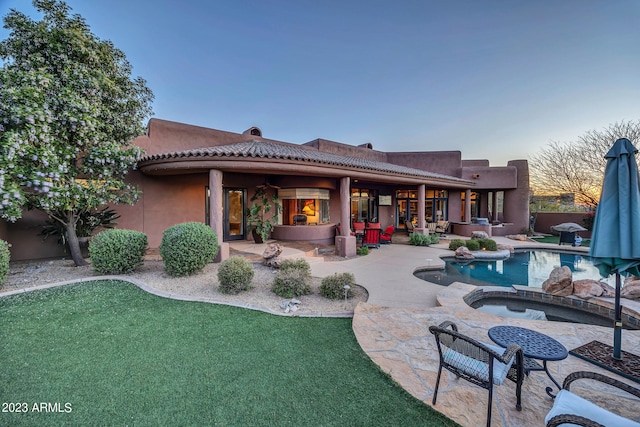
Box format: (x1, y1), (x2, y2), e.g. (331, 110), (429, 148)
(533, 212), (592, 239)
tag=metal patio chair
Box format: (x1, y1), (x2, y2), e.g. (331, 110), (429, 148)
(429, 321), (524, 427)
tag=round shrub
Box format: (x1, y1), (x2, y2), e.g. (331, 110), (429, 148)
(279, 258), (311, 277)
(320, 272), (356, 299)
(356, 246), (369, 256)
(272, 269), (312, 298)
(160, 222), (219, 277)
(465, 239), (480, 251)
(477, 238), (498, 251)
(0, 239), (10, 286)
(89, 229), (147, 274)
(218, 256), (254, 294)
(448, 239), (466, 251)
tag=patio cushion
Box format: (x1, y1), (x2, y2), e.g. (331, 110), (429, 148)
(443, 342), (513, 385)
(545, 389), (640, 427)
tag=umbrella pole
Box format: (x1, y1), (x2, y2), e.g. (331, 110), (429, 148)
(613, 273), (623, 360)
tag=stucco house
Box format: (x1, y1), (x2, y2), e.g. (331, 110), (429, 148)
(1, 118), (530, 261)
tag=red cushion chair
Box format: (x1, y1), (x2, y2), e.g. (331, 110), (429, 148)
(380, 225), (395, 244)
(362, 228), (381, 248)
(352, 221), (365, 236)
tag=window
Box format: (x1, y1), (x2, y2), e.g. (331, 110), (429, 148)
(351, 188), (378, 223)
(279, 188), (330, 225)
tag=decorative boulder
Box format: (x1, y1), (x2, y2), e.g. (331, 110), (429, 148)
(572, 279), (604, 299)
(599, 281), (617, 298)
(542, 266), (573, 296)
(507, 234), (528, 241)
(454, 246), (475, 260)
(263, 243), (283, 268)
(621, 281), (640, 299)
(497, 244), (515, 254)
(471, 231), (489, 239)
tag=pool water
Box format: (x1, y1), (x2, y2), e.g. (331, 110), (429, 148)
(415, 250), (614, 288)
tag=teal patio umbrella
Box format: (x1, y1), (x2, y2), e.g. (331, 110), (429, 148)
(590, 138), (640, 360)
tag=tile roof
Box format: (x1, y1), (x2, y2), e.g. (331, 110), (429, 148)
(139, 140), (471, 183)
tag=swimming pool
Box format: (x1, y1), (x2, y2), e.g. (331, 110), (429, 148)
(414, 249), (614, 288)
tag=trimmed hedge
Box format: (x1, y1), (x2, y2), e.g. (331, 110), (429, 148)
(218, 256), (254, 294)
(465, 239), (480, 251)
(448, 239), (466, 251)
(320, 273), (355, 299)
(160, 222), (219, 277)
(0, 239), (10, 286)
(89, 229), (148, 274)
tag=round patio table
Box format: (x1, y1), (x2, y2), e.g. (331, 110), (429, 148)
(488, 325), (568, 397)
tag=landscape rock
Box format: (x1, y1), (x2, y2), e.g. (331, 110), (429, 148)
(262, 243), (283, 259)
(454, 246), (475, 260)
(599, 282), (617, 298)
(507, 234), (528, 241)
(497, 244), (515, 254)
(471, 231), (489, 239)
(572, 279), (604, 299)
(542, 266), (573, 296)
(621, 281), (640, 299)
(280, 298), (301, 313)
(263, 256), (282, 268)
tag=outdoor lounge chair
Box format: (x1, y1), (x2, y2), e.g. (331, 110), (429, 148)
(429, 321), (524, 427)
(405, 220), (415, 233)
(545, 371), (640, 427)
(361, 228), (381, 248)
(380, 225), (394, 244)
(435, 220), (449, 234)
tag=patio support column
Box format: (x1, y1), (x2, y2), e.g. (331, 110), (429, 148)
(415, 184), (427, 235)
(492, 191), (499, 223)
(465, 189), (472, 222)
(209, 169), (229, 262)
(336, 176), (356, 257)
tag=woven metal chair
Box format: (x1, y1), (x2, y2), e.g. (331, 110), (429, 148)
(429, 321), (524, 427)
(545, 371), (640, 427)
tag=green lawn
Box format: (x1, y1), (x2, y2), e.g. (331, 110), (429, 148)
(1, 281), (457, 426)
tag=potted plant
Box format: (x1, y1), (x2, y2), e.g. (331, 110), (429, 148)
(246, 187), (282, 243)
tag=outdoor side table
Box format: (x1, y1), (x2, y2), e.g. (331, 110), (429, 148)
(488, 326), (568, 398)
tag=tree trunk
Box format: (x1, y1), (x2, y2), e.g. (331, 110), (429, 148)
(65, 213), (88, 267)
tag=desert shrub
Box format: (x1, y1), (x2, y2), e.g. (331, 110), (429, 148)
(320, 273), (356, 299)
(89, 229), (147, 274)
(279, 258), (311, 277)
(409, 233), (430, 246)
(160, 222), (219, 277)
(428, 233), (440, 244)
(0, 239), (10, 285)
(218, 256), (254, 294)
(448, 239), (466, 251)
(356, 246), (369, 256)
(465, 239), (481, 251)
(476, 238), (498, 251)
(272, 269), (312, 298)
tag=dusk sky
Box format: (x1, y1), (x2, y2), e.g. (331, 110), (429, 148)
(2, 0), (639, 165)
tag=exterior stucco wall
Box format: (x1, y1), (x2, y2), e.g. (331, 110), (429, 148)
(459, 166), (518, 189)
(502, 160), (530, 233)
(385, 151), (462, 176)
(304, 138), (387, 162)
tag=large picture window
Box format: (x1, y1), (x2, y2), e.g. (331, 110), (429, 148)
(279, 188), (330, 225)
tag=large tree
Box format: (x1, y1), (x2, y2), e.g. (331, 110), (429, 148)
(0, 0), (153, 266)
(529, 120), (640, 209)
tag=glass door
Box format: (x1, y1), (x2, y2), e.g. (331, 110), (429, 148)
(224, 189), (245, 241)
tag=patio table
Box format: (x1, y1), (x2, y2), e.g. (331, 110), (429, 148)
(488, 325), (568, 398)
